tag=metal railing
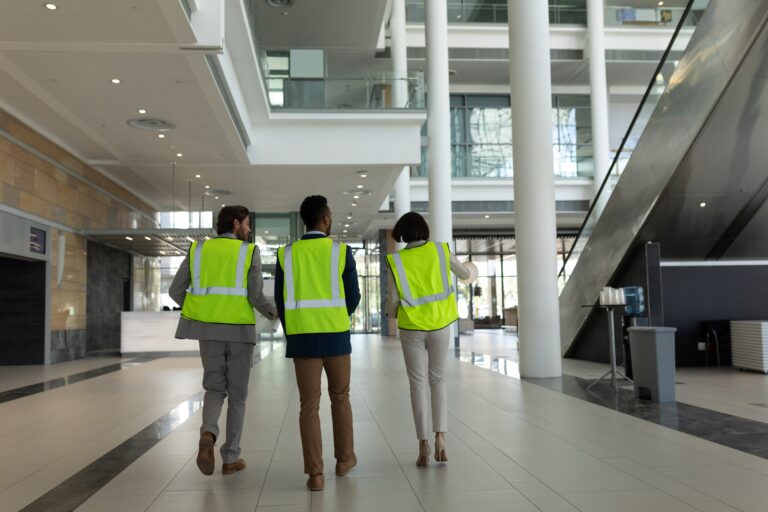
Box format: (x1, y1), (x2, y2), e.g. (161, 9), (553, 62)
(558, 0), (704, 283)
(404, 1), (703, 28)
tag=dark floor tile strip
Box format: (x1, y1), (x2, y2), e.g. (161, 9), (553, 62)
(0, 358), (152, 405)
(454, 348), (768, 460)
(19, 343), (275, 512)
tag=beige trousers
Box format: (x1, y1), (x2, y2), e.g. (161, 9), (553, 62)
(399, 325), (450, 439)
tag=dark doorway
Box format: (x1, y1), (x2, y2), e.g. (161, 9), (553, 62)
(86, 242), (131, 356)
(0, 255), (46, 365)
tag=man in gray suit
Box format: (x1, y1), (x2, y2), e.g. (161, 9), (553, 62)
(170, 206), (277, 476)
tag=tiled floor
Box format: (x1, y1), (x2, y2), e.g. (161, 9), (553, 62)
(2, 333), (768, 511)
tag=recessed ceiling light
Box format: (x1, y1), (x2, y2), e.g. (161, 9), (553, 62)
(111, 78), (121, 84)
(204, 185), (210, 189)
(357, 170), (368, 178)
(125, 236), (133, 241)
(353, 195), (360, 200)
(166, 236), (173, 241)
(204, 236), (210, 240)
(346, 215), (352, 220)
(658, 1), (664, 5)
(138, 108), (147, 114)
(186, 236), (195, 243)
(214, 196), (219, 200)
(264, 230), (269, 234)
(195, 174), (201, 178)
(221, 204), (226, 207)
(356, 184), (364, 189)
(159, 250), (165, 255)
(351, 202), (357, 207)
(158, 134), (165, 139)
(700, 202), (707, 208)
(484, 214), (490, 219)
(176, 153), (183, 157)
(144, 236), (152, 241)
(44, 3), (57, 10)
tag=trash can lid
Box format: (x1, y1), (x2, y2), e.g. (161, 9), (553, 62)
(627, 326), (677, 333)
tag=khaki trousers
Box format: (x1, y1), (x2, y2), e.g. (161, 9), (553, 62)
(293, 354), (355, 475)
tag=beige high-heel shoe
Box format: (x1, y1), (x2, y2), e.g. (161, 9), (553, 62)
(416, 440), (431, 467)
(434, 434), (447, 462)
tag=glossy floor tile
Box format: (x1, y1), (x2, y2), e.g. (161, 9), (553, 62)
(0, 333), (766, 511)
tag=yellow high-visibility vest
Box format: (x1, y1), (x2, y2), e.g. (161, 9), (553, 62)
(181, 238), (256, 325)
(386, 242), (458, 331)
(277, 238), (350, 335)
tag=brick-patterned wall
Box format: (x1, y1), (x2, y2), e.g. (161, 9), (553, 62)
(0, 109), (157, 363)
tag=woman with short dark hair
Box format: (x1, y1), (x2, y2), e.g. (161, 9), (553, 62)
(385, 212), (470, 466)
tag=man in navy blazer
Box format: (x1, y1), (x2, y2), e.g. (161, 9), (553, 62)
(274, 195), (360, 491)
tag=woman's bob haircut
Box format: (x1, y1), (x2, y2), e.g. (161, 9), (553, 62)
(391, 212), (430, 243)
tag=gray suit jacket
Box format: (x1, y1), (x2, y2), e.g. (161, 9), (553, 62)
(169, 233), (278, 343)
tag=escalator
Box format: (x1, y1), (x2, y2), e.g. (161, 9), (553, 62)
(559, 0), (768, 358)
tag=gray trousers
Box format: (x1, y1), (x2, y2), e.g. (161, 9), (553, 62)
(199, 340), (254, 464)
(399, 326), (450, 440)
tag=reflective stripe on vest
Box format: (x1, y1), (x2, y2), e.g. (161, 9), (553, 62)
(283, 240), (346, 309)
(390, 243), (454, 307)
(189, 239), (249, 296)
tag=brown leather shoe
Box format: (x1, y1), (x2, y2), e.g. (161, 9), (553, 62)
(222, 458), (247, 475)
(196, 432), (215, 476)
(335, 454), (357, 476)
(307, 473), (324, 491)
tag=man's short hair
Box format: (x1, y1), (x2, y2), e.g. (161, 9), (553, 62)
(300, 195), (329, 229)
(216, 205), (250, 234)
(391, 212), (430, 243)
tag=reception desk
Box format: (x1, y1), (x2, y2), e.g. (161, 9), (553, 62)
(121, 311), (196, 354)
(121, 311), (281, 354)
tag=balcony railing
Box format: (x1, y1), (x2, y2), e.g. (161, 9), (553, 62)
(404, 1), (703, 28)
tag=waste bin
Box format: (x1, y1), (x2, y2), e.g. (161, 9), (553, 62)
(628, 327), (677, 402)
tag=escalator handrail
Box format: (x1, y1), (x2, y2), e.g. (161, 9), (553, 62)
(558, 0), (696, 278)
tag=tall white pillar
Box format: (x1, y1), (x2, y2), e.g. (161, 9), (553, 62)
(587, 0), (611, 209)
(508, 0), (562, 378)
(391, 0), (411, 235)
(391, 0), (409, 109)
(425, 0), (452, 243)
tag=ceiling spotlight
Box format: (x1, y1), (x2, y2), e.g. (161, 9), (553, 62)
(176, 153), (183, 157)
(195, 174), (201, 178)
(346, 215), (352, 220)
(343, 229), (348, 233)
(138, 108), (147, 114)
(221, 204), (226, 207)
(159, 250), (165, 255)
(125, 236), (133, 241)
(344, 223), (350, 228)
(204, 185), (210, 189)
(44, 3), (57, 10)
(111, 78), (121, 84)
(357, 170), (368, 178)
(484, 214), (490, 219)
(351, 202), (357, 207)
(166, 236), (173, 241)
(158, 134), (165, 139)
(353, 195), (360, 200)
(186, 236), (195, 243)
(699, 202), (707, 208)
(214, 196), (219, 200)
(264, 230), (269, 234)
(658, 1), (664, 5)
(356, 184), (364, 189)
(144, 236), (152, 241)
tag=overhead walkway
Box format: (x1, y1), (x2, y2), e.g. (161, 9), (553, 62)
(559, 0), (768, 355)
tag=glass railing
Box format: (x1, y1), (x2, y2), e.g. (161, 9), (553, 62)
(415, 148), (595, 179)
(404, 1), (704, 28)
(558, 0), (707, 285)
(263, 73), (426, 110)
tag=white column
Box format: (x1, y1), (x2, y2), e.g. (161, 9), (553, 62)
(508, 0), (562, 378)
(587, 0), (611, 209)
(391, 0), (411, 240)
(425, 0), (452, 243)
(391, 0), (409, 109)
